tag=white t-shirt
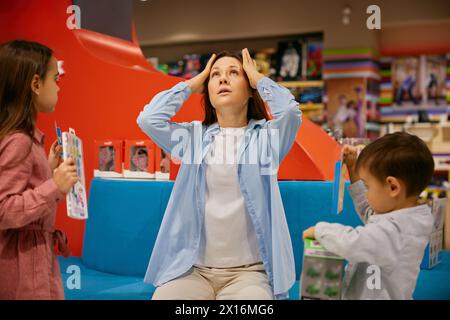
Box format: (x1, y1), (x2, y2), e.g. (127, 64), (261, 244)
(196, 126), (262, 268)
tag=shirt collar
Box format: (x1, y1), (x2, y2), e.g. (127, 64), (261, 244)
(33, 128), (45, 144)
(205, 118), (267, 136)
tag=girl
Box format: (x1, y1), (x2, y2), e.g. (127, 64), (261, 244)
(0, 40), (78, 299)
(137, 49), (301, 299)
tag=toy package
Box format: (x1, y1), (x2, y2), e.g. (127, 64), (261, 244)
(94, 140), (123, 178)
(60, 128), (88, 220)
(300, 238), (345, 300)
(123, 140), (155, 178)
(331, 159), (346, 215)
(421, 198), (446, 269)
(155, 145), (170, 180)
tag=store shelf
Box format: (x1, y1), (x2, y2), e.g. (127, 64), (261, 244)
(299, 103), (324, 111)
(278, 80), (324, 88)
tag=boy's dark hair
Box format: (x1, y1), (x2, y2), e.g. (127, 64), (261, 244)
(355, 132), (434, 197)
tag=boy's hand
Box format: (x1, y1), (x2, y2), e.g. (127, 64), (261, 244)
(342, 145), (358, 169)
(303, 226), (316, 240)
(342, 145), (361, 183)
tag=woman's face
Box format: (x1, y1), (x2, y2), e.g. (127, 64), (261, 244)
(207, 56), (252, 113)
(33, 56), (60, 113)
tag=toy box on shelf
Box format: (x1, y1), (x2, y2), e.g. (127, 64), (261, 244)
(300, 238), (345, 300)
(61, 128), (88, 220)
(155, 145), (170, 180)
(123, 140), (155, 179)
(421, 198), (446, 269)
(93, 140), (123, 178)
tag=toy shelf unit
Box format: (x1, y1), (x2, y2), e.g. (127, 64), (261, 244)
(278, 80), (324, 124)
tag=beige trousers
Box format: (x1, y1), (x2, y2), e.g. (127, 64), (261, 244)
(152, 262), (273, 300)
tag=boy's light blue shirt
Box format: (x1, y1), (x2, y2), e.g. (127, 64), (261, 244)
(315, 180), (434, 300)
(137, 77), (302, 299)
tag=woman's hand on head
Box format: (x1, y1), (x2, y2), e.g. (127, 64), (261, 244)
(242, 48), (264, 89)
(185, 53), (216, 94)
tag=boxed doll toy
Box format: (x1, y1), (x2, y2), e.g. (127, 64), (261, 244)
(123, 140), (155, 178)
(155, 145), (170, 180)
(421, 198), (446, 269)
(94, 140), (123, 178)
(59, 127), (88, 220)
(300, 238), (345, 300)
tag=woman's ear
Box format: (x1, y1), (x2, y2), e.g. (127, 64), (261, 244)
(30, 74), (41, 95)
(386, 176), (402, 197)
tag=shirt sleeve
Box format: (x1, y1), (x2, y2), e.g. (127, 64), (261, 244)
(136, 82), (195, 160)
(315, 220), (402, 273)
(257, 77), (302, 161)
(0, 133), (63, 230)
(348, 180), (376, 224)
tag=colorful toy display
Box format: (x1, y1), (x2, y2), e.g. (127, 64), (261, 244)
(300, 238), (345, 300)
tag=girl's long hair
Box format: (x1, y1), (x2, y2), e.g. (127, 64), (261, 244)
(202, 51), (270, 126)
(0, 40), (53, 142)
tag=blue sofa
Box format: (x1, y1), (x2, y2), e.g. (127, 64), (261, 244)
(59, 177), (450, 300)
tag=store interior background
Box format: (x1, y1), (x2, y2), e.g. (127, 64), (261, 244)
(134, 0), (450, 248)
(0, 0), (449, 257)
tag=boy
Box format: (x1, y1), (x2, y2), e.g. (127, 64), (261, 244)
(303, 132), (435, 299)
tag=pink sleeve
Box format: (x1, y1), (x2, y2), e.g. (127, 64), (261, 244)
(0, 133), (63, 230)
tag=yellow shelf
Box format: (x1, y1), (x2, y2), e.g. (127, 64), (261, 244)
(278, 80), (324, 88)
(299, 103), (324, 111)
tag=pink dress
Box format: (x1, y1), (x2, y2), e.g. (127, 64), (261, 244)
(0, 129), (70, 299)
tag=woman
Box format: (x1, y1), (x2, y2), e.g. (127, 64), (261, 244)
(137, 49), (301, 299)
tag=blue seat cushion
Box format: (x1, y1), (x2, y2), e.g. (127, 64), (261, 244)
(59, 252), (450, 300)
(59, 257), (155, 300)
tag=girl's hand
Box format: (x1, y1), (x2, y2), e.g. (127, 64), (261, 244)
(185, 53), (216, 94)
(48, 139), (63, 171)
(303, 226), (316, 240)
(53, 158), (78, 194)
(242, 48), (264, 89)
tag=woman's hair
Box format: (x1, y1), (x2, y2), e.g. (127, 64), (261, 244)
(0, 40), (53, 141)
(202, 51), (270, 126)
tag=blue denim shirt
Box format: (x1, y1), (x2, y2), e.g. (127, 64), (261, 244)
(137, 77), (301, 299)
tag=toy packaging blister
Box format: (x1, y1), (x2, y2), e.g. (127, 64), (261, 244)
(300, 238), (345, 300)
(421, 198), (446, 269)
(61, 128), (88, 220)
(94, 140), (124, 178)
